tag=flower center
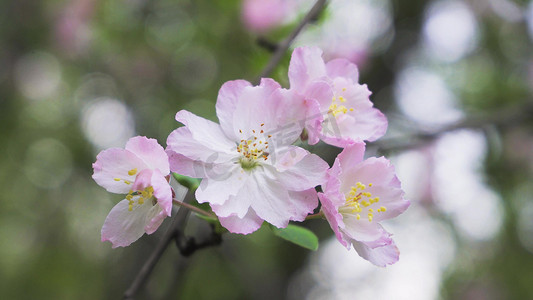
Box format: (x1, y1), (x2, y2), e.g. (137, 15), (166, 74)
(340, 182), (387, 222)
(126, 186), (155, 211)
(236, 123), (272, 170)
(328, 88), (354, 117)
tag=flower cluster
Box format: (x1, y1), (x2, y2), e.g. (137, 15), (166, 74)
(92, 46), (409, 266)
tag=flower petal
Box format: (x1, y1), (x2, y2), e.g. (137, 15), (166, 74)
(218, 208), (263, 235)
(340, 156), (401, 193)
(352, 239), (400, 267)
(151, 169), (173, 216)
(231, 79), (284, 135)
(144, 208), (168, 235)
(366, 185), (409, 222)
(248, 172), (294, 228)
(125, 136), (170, 175)
(342, 216), (389, 243)
(287, 188), (319, 222)
(175, 110), (236, 152)
(216, 79), (253, 140)
(166, 126), (234, 164)
(326, 58), (360, 82)
(268, 146), (328, 191)
(319, 192), (348, 248)
(336, 142), (366, 173)
(288, 46), (326, 91)
(195, 165), (250, 206)
(92, 148), (147, 194)
(101, 198), (163, 248)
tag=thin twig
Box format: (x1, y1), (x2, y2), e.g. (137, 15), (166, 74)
(123, 191), (194, 299)
(254, 0), (327, 83)
(305, 211), (324, 220)
(374, 102), (533, 152)
(172, 199), (217, 218)
(256, 37), (278, 53)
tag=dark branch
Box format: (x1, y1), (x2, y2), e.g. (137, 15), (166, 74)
(254, 0), (327, 83)
(123, 191), (194, 299)
(256, 37), (278, 53)
(176, 224), (223, 257)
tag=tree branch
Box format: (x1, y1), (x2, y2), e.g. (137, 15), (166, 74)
(123, 190), (194, 299)
(172, 199), (216, 218)
(254, 0), (327, 83)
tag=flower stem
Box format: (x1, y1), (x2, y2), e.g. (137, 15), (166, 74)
(172, 199), (217, 219)
(306, 211), (324, 220)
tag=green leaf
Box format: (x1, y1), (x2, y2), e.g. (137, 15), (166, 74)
(269, 224), (319, 251)
(172, 173), (200, 190)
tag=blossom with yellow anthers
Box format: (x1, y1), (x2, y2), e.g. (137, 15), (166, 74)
(340, 182), (386, 222)
(328, 89), (355, 117)
(125, 186), (154, 211)
(236, 123), (272, 170)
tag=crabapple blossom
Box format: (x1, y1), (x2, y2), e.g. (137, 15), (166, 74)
(318, 142), (410, 266)
(241, 0), (298, 33)
(288, 46), (387, 147)
(166, 78), (329, 234)
(92, 136), (174, 248)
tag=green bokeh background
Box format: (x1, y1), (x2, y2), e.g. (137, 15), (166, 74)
(1, 0), (533, 299)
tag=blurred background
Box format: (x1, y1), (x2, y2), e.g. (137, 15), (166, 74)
(1, 0), (533, 299)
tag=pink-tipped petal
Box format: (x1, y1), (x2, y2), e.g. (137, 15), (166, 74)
(336, 142), (366, 173)
(303, 80), (335, 110)
(216, 80), (253, 140)
(341, 157), (402, 192)
(145, 209), (168, 235)
(231, 79), (288, 140)
(288, 46), (326, 91)
(305, 98), (323, 145)
(342, 218), (390, 244)
(319, 192), (349, 248)
(175, 110), (236, 152)
(166, 127), (234, 164)
(248, 172), (293, 228)
(210, 186), (253, 219)
(132, 168), (153, 191)
(287, 189), (319, 222)
(195, 166), (250, 206)
(92, 148), (147, 194)
(150, 169), (173, 216)
(326, 58), (360, 83)
(269, 147), (328, 191)
(352, 240), (400, 267)
(218, 208), (264, 235)
(125, 136), (170, 175)
(101, 199), (163, 248)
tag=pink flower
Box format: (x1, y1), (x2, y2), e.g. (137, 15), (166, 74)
(288, 46), (388, 147)
(166, 79), (329, 234)
(318, 143), (410, 266)
(92, 136), (173, 248)
(241, 0), (293, 33)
